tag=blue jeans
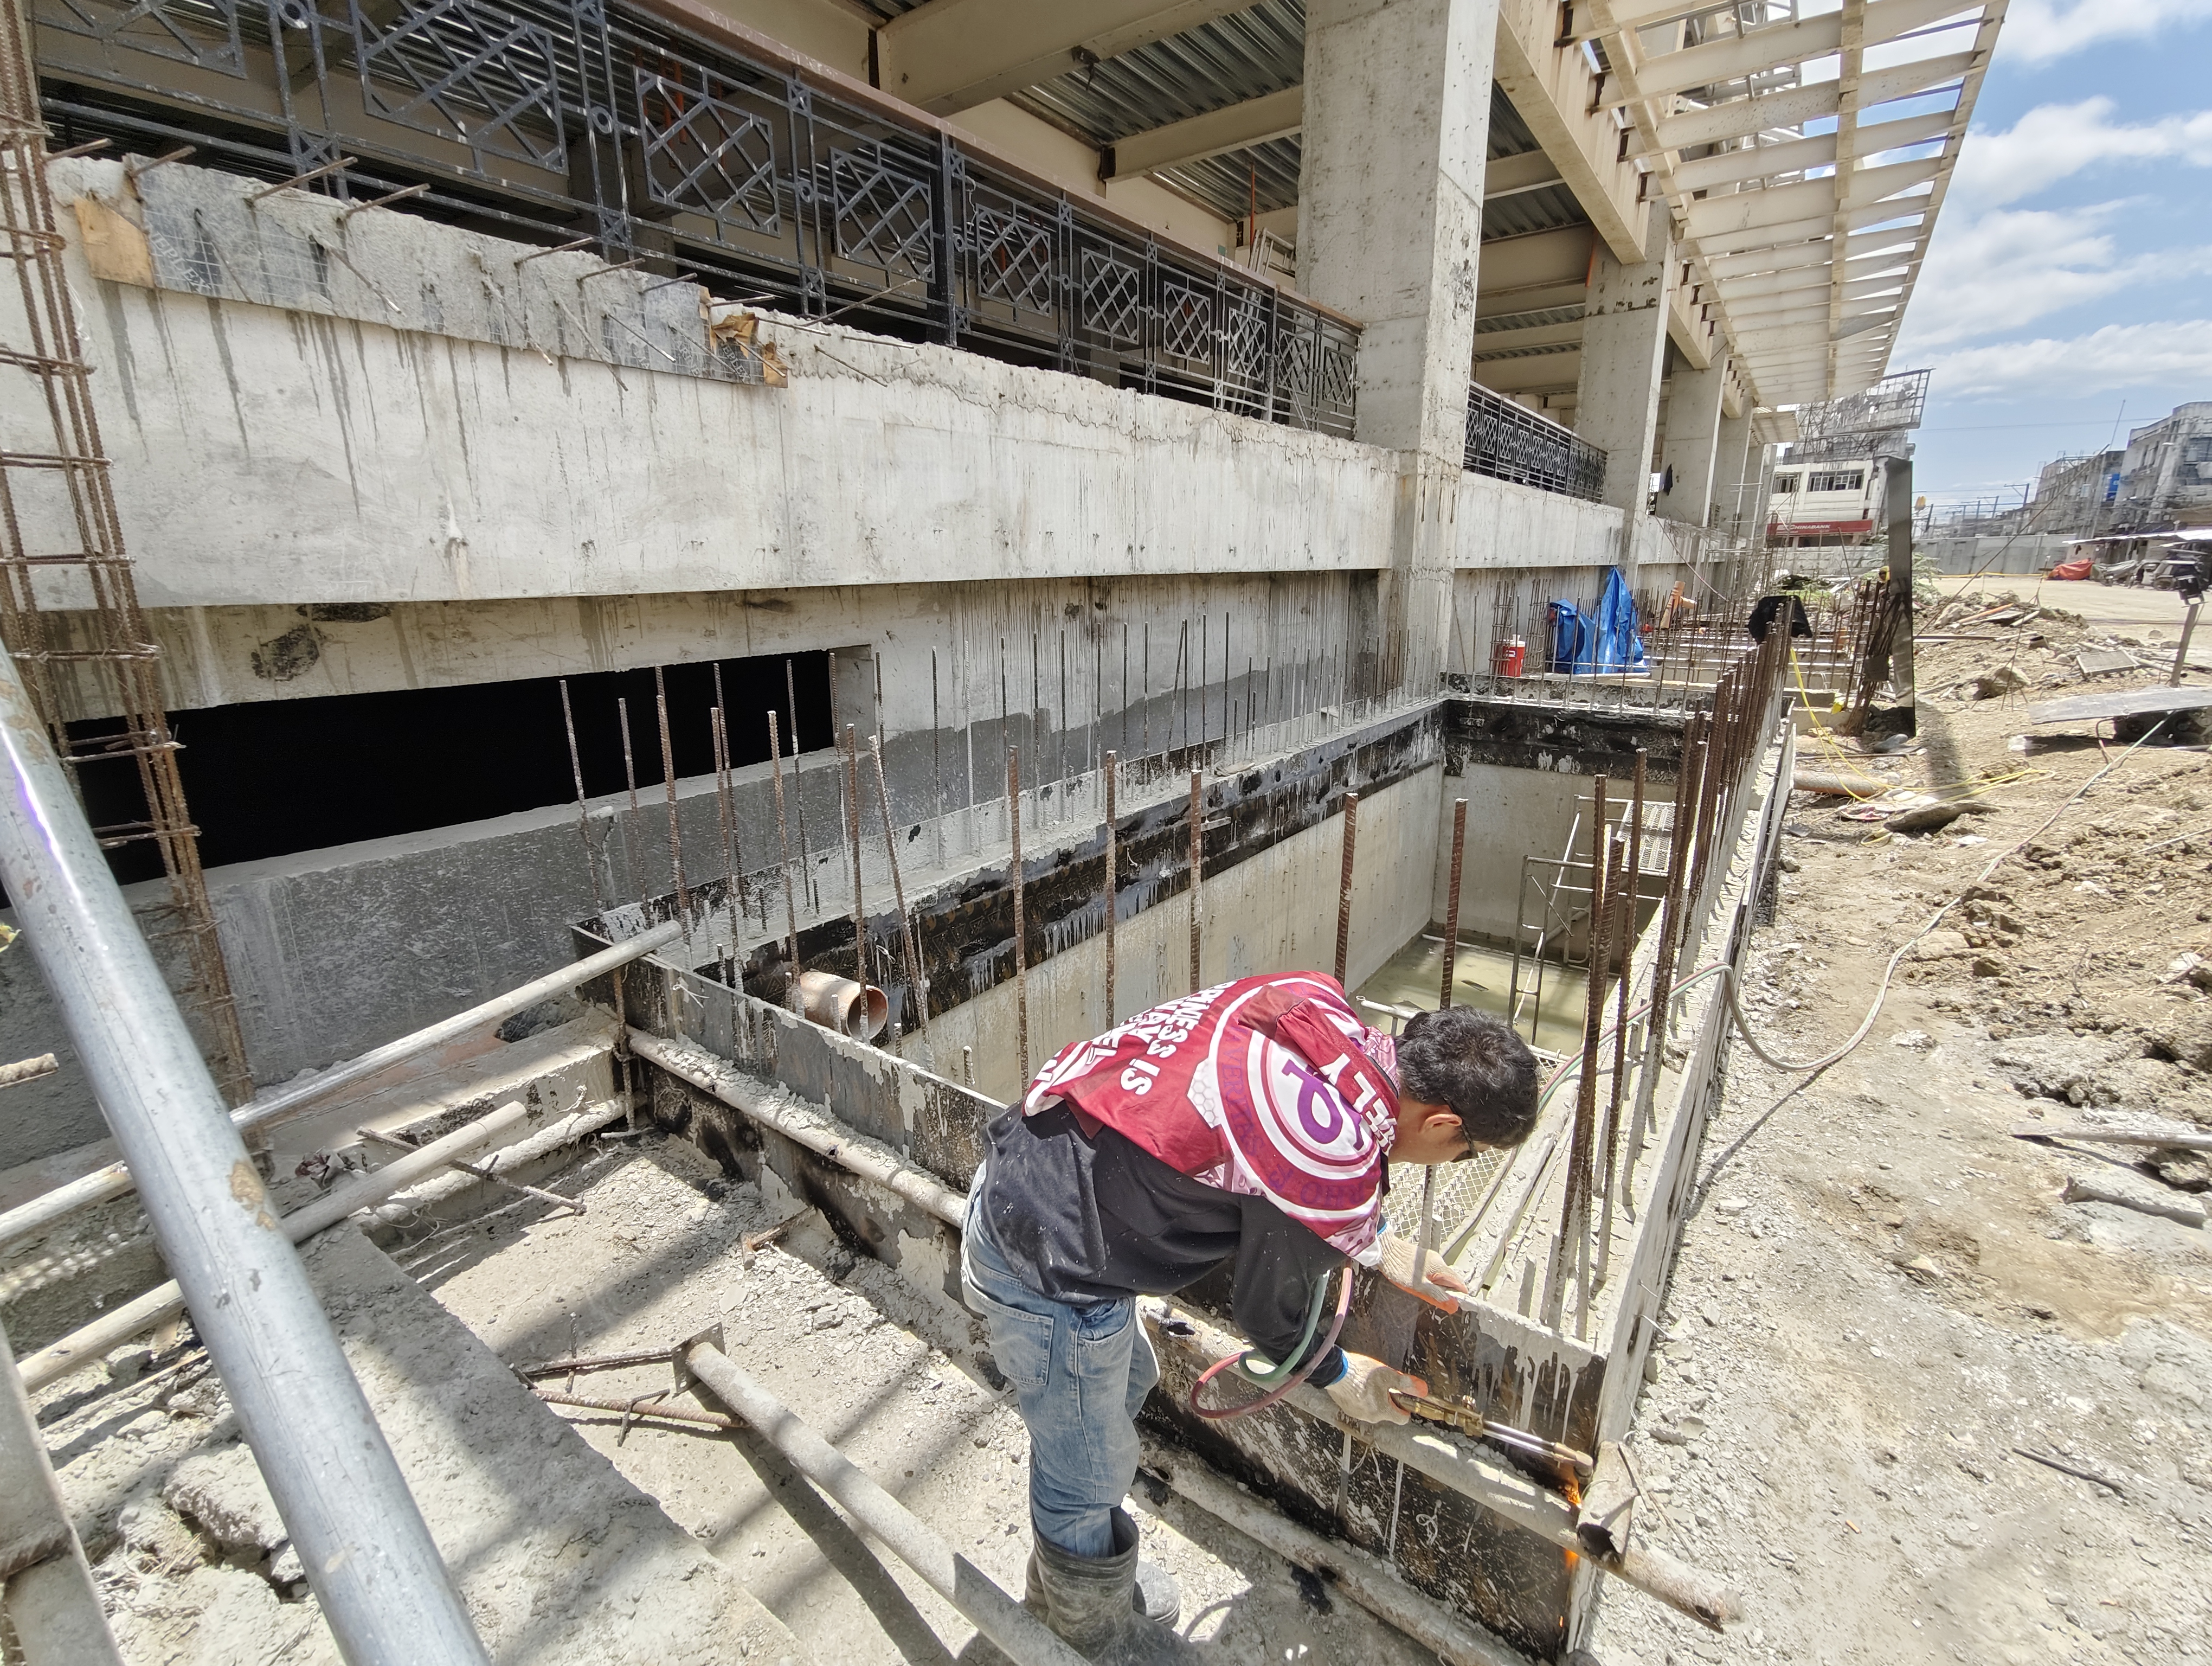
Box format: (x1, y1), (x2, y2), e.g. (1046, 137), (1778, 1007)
(961, 1183), (1160, 1559)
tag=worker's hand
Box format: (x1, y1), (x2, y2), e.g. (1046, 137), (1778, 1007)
(1374, 1231), (1470, 1312)
(1325, 1354), (1426, 1425)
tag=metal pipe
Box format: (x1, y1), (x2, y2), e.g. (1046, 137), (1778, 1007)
(1137, 1438), (1524, 1666)
(1009, 748), (1028, 1085)
(1, 1321), (126, 1665)
(1441, 798), (1467, 1009)
(0, 922), (678, 1257)
(0, 640), (488, 1662)
(21, 1100), (532, 1393)
(1187, 768), (1203, 993)
(681, 1340), (1085, 1666)
(1102, 751), (1118, 1026)
(628, 1029), (965, 1228)
(1333, 790), (1359, 985)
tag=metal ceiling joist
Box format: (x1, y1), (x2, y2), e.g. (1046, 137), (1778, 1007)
(874, 0), (1253, 114)
(1101, 85), (1304, 180)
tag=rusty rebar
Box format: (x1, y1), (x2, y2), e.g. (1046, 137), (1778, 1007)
(1441, 798), (1467, 1009)
(1333, 791), (1359, 986)
(654, 667), (690, 941)
(558, 679), (603, 915)
(710, 707), (744, 963)
(1009, 748), (1028, 1084)
(786, 658), (816, 913)
(870, 732), (930, 1066)
(1597, 749), (1646, 1277)
(1549, 773), (1610, 1332)
(1188, 769), (1203, 993)
(843, 724), (865, 985)
(1103, 751), (1118, 1026)
(768, 710), (802, 1013)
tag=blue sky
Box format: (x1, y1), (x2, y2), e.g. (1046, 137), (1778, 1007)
(1888, 0), (2212, 511)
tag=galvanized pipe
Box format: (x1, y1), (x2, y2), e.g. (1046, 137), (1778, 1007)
(1009, 748), (1028, 1085)
(682, 1341), (1085, 1666)
(1187, 768), (1203, 992)
(0, 641), (488, 1663)
(1, 1321), (125, 1665)
(21, 1100), (532, 1392)
(1102, 751), (1118, 1025)
(0, 921), (679, 1257)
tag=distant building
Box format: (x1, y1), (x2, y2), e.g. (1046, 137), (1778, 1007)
(2027, 448), (2124, 536)
(1767, 457), (1883, 547)
(2111, 402), (2212, 531)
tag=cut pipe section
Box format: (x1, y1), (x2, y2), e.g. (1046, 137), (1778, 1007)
(795, 969), (889, 1042)
(681, 1338), (1086, 1666)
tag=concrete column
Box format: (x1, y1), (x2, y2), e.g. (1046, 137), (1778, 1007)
(1657, 355), (1728, 527)
(1574, 199), (1675, 526)
(1709, 403), (1755, 535)
(1299, 0), (1498, 696)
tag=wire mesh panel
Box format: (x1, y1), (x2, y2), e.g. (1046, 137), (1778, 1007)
(31, 0), (1359, 436)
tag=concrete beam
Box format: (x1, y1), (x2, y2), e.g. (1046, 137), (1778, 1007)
(1474, 348), (1582, 395)
(1491, 0), (1649, 261)
(1671, 108), (1951, 194)
(1636, 51), (1977, 155)
(1484, 147), (1564, 198)
(1102, 86), (1304, 181)
(874, 0), (1251, 114)
(1472, 317), (1585, 356)
(1603, 0), (1975, 106)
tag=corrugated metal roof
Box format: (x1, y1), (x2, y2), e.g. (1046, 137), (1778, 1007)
(847, 4), (1592, 233)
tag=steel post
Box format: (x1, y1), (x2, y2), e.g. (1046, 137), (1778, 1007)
(0, 642), (488, 1664)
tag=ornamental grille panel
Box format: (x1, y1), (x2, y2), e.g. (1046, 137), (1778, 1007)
(30, 0), (1359, 439)
(1465, 380), (1607, 503)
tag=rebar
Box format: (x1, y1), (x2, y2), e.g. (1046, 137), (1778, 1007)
(710, 708), (744, 962)
(1441, 798), (1467, 1009)
(1102, 750), (1118, 1026)
(1187, 768), (1203, 993)
(870, 732), (931, 1067)
(653, 668), (690, 940)
(1549, 774), (1610, 1332)
(768, 710), (802, 1013)
(843, 725), (865, 984)
(1334, 791), (1359, 986)
(1009, 748), (1028, 1085)
(1597, 749), (1646, 1280)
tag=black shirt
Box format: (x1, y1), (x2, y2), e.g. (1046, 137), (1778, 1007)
(973, 1100), (1348, 1383)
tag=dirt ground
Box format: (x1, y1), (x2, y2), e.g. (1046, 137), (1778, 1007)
(1583, 584), (2212, 1665)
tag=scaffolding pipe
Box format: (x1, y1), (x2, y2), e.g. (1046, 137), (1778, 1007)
(1333, 791), (1359, 985)
(20, 1099), (532, 1392)
(1, 1321), (125, 1665)
(0, 919), (680, 1257)
(0, 640), (488, 1664)
(681, 1340), (1086, 1666)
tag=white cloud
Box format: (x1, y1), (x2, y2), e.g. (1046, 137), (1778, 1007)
(1896, 203), (2212, 349)
(2002, 0), (2212, 62)
(1919, 319), (2212, 399)
(1952, 97), (2212, 210)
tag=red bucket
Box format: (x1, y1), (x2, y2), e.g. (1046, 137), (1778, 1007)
(1493, 637), (1527, 677)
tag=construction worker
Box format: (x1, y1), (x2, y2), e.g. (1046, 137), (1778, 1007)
(962, 972), (1540, 1659)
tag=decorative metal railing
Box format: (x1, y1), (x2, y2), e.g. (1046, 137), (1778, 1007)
(1464, 380), (1606, 502)
(31, 0), (1359, 435)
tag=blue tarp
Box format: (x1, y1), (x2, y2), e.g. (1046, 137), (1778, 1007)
(1548, 569), (1647, 675)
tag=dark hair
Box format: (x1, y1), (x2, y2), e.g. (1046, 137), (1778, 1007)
(1397, 1007), (1540, 1149)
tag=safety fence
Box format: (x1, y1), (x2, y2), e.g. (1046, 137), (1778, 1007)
(32, 0), (1360, 435)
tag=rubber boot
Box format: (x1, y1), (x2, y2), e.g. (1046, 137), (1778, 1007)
(1031, 1509), (1193, 1662)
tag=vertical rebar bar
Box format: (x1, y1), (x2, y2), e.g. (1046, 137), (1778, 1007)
(1627, 719), (1706, 1203)
(558, 680), (603, 915)
(768, 711), (802, 1013)
(1440, 798), (1467, 1009)
(1597, 749), (1647, 1278)
(653, 668), (690, 941)
(711, 709), (744, 967)
(1102, 749), (1118, 1026)
(1333, 791), (1359, 987)
(1548, 774), (1609, 1332)
(786, 658), (816, 914)
(870, 733), (929, 1067)
(843, 725), (865, 983)
(1187, 768), (1203, 993)
(1009, 748), (1028, 1084)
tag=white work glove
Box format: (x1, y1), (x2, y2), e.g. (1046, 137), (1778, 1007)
(1325, 1353), (1426, 1424)
(1374, 1231), (1471, 1313)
